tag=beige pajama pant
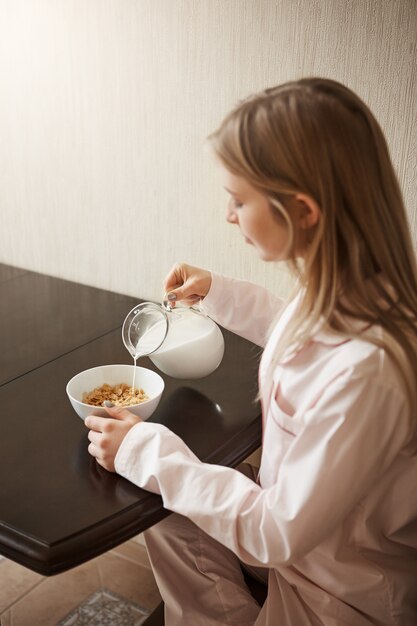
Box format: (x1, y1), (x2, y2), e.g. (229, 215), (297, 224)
(143, 464), (269, 626)
(144, 513), (268, 626)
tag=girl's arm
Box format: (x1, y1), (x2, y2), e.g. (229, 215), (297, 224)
(114, 370), (412, 568)
(200, 273), (284, 347)
(163, 263), (284, 348)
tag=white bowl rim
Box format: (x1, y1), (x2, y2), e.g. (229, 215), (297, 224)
(66, 364), (164, 409)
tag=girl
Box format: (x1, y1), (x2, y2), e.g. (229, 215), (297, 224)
(85, 78), (417, 625)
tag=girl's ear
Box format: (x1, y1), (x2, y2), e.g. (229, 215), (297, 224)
(294, 193), (321, 229)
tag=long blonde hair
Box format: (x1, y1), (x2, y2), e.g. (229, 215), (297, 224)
(209, 77), (417, 413)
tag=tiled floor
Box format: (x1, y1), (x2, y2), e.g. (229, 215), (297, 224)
(0, 536), (161, 626)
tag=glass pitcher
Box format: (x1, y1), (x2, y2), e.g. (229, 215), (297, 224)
(122, 301), (225, 379)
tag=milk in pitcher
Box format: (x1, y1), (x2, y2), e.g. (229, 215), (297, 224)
(138, 311), (224, 379)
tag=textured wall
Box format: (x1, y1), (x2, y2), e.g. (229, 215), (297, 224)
(0, 0), (416, 301)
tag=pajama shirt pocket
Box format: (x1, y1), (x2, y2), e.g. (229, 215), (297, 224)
(259, 396), (300, 489)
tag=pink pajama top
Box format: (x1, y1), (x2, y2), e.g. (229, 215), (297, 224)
(115, 273), (417, 625)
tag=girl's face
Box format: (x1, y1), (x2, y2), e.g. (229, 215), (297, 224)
(221, 167), (292, 262)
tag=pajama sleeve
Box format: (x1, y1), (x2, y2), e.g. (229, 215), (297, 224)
(114, 366), (413, 568)
(200, 272), (284, 347)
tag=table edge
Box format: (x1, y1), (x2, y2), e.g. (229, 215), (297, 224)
(0, 416), (262, 575)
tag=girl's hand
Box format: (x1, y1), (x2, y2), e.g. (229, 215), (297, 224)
(163, 263), (212, 308)
(85, 405), (142, 472)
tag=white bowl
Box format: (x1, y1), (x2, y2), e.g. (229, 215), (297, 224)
(66, 364), (165, 421)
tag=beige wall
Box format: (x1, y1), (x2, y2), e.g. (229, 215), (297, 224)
(0, 0), (416, 302)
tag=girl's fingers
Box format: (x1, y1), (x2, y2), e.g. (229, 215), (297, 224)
(163, 263), (211, 305)
(166, 285), (197, 303)
(85, 415), (106, 431)
(88, 439), (116, 472)
(87, 430), (101, 445)
(163, 264), (195, 293)
(163, 265), (184, 292)
(103, 405), (138, 422)
(88, 441), (101, 459)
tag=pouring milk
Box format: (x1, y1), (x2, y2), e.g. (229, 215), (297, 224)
(123, 304), (225, 380)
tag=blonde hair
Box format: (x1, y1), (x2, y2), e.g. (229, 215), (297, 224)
(209, 78), (417, 413)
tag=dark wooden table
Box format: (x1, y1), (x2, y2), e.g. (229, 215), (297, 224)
(0, 263), (262, 578)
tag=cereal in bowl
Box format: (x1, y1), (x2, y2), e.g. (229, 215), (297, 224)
(82, 383), (149, 407)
